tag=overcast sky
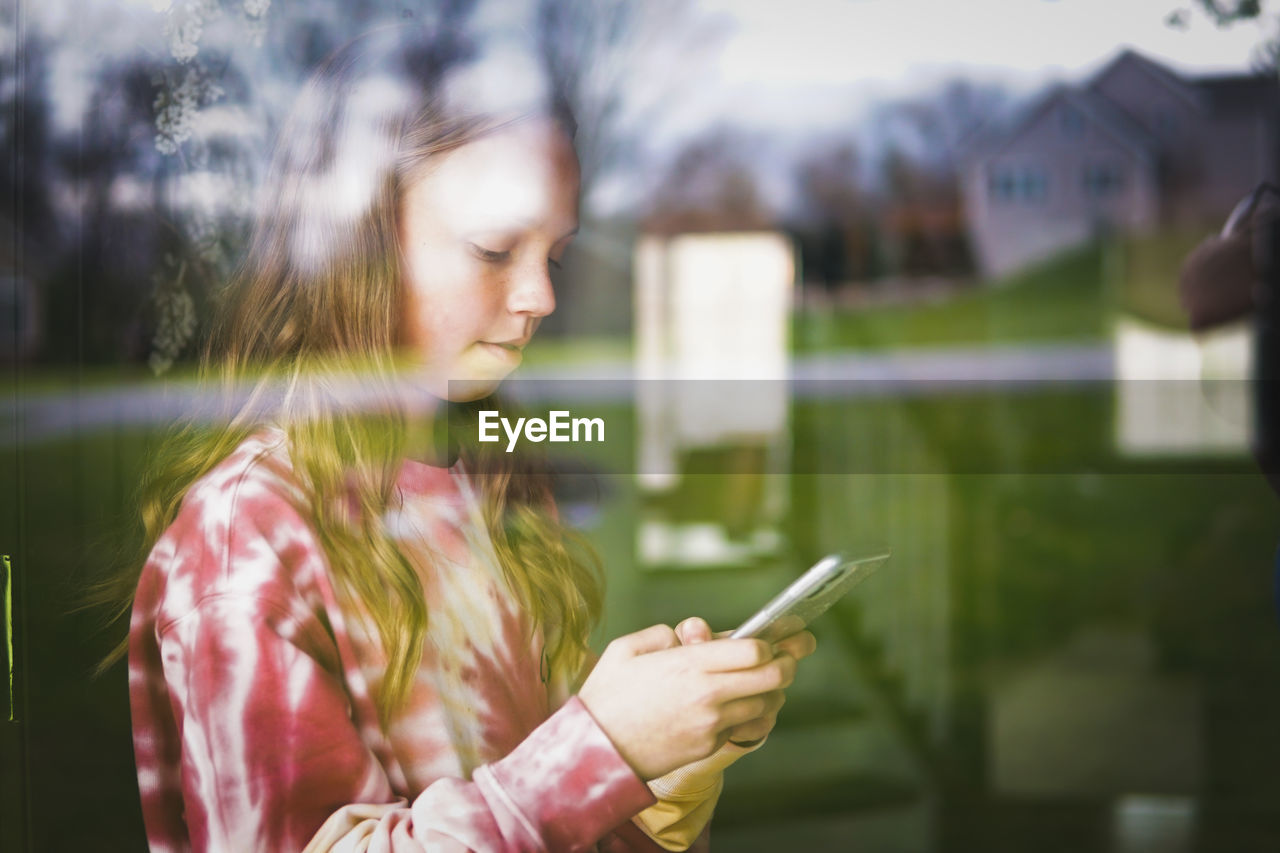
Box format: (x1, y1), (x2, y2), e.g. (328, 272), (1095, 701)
(30, 0), (1270, 136)
(669, 0), (1270, 135)
(22, 0), (1277, 213)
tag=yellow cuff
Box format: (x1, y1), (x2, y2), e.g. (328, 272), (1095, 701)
(648, 738), (764, 799)
(633, 739), (767, 851)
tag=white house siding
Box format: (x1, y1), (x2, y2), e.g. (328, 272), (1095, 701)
(968, 95), (1157, 279)
(1088, 53), (1203, 151)
(1090, 59), (1207, 220)
(964, 51), (1278, 279)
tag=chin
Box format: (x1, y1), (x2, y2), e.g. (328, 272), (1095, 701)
(445, 376), (505, 402)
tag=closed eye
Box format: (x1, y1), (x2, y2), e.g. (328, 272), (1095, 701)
(469, 243), (510, 263)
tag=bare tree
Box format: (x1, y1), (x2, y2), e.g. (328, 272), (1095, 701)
(643, 127), (773, 235)
(1166, 2), (1277, 70)
(532, 0), (722, 204)
(876, 79), (1010, 179)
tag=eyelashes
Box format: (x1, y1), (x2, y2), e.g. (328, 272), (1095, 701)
(469, 242), (564, 271)
(469, 243), (510, 264)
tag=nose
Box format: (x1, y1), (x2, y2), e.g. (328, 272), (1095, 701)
(506, 260), (556, 319)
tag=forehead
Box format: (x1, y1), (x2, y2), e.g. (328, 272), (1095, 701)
(403, 119), (580, 232)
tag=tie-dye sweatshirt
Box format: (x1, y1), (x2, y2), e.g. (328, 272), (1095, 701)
(128, 427), (734, 852)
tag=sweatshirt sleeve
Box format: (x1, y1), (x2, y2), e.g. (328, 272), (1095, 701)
(156, 592), (656, 852)
(560, 649), (759, 852)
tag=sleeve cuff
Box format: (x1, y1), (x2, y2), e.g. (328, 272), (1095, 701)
(647, 737), (765, 800)
(475, 696), (656, 851)
(633, 739), (766, 851)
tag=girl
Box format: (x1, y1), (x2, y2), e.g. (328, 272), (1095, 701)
(109, 25), (814, 852)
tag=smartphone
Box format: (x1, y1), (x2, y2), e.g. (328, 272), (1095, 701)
(729, 552), (890, 643)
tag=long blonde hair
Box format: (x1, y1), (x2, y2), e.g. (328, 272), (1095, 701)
(96, 27), (600, 728)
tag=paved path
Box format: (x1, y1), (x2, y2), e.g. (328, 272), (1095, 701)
(2, 343), (1113, 445)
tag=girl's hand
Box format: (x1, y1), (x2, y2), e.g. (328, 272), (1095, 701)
(577, 624), (796, 781)
(673, 617), (817, 747)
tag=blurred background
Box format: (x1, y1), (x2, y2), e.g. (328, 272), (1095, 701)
(4, 0), (1280, 850)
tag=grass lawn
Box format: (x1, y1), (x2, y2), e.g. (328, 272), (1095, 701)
(520, 334), (632, 368)
(1116, 228), (1213, 328)
(793, 230), (1212, 353)
(794, 246), (1111, 352)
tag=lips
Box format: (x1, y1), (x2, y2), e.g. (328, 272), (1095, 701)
(479, 341), (522, 359)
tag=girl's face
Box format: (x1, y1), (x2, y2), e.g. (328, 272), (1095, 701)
(398, 117), (580, 401)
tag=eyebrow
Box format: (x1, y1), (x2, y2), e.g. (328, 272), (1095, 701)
(472, 218), (579, 243)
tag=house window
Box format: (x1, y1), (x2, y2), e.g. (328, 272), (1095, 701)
(989, 168), (1015, 201)
(989, 166), (1048, 203)
(1061, 106), (1085, 138)
(1082, 162), (1125, 197)
(1020, 169), (1047, 202)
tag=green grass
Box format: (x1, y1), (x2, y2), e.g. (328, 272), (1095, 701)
(1116, 229), (1213, 328)
(4, 362), (198, 395)
(520, 243), (1117, 364)
(519, 335), (632, 368)
(794, 245), (1111, 352)
(793, 230), (1211, 353)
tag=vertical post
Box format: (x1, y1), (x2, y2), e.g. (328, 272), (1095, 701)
(1253, 209), (1280, 495)
(3, 555), (11, 722)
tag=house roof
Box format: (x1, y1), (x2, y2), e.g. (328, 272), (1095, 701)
(1085, 48), (1204, 111)
(961, 48), (1279, 168)
(1195, 72), (1280, 116)
(963, 84), (1159, 166)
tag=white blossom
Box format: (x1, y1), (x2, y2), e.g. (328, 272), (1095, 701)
(154, 65), (226, 156)
(154, 67), (200, 154)
(149, 261), (197, 375)
(162, 0), (223, 63)
(245, 16), (267, 48)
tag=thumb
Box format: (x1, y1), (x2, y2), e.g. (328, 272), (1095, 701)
(613, 623), (680, 657)
(675, 617), (714, 645)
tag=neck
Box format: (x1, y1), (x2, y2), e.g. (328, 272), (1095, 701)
(405, 398), (462, 468)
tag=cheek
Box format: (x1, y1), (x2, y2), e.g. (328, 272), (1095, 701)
(402, 252), (489, 350)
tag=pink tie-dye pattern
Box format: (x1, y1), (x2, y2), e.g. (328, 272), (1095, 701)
(128, 429), (665, 852)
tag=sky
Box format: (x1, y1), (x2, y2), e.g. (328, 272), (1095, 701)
(672, 0), (1270, 134)
(585, 0), (1274, 211)
(21, 0), (1278, 213)
(32, 0), (1272, 124)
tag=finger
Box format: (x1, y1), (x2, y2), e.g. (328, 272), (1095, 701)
(727, 715), (775, 744)
(774, 630), (817, 661)
(681, 637), (774, 672)
(726, 691), (786, 742)
(611, 624), (680, 657)
(675, 617), (713, 645)
(719, 690), (785, 730)
(709, 655), (796, 700)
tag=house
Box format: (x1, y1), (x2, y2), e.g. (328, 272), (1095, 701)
(963, 49), (1280, 279)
